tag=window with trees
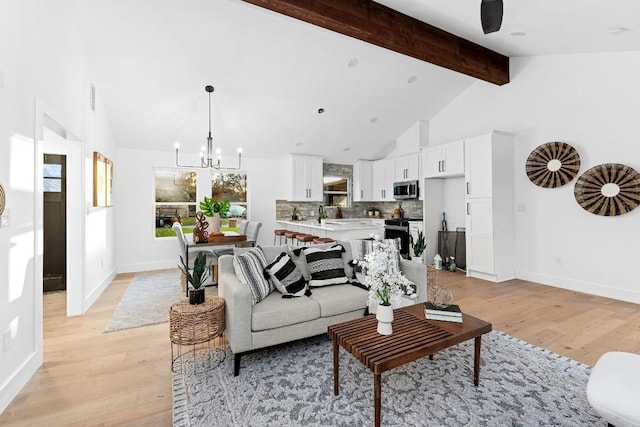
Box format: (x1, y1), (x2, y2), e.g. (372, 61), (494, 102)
(154, 169), (197, 237)
(211, 172), (248, 230)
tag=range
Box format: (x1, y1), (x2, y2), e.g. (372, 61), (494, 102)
(384, 218), (422, 258)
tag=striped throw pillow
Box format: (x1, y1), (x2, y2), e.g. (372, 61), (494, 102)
(304, 245), (349, 288)
(264, 252), (308, 297)
(233, 247), (273, 304)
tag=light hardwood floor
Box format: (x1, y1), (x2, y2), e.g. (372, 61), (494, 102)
(1, 269), (639, 426)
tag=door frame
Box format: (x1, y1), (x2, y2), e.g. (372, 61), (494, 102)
(35, 98), (85, 322)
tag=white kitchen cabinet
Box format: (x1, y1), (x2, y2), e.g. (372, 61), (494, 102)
(353, 160), (373, 202)
(372, 158), (395, 201)
(423, 140), (464, 178)
(464, 131), (514, 282)
(394, 153), (420, 181)
(290, 155), (323, 201)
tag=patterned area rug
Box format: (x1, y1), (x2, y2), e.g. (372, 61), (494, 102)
(173, 331), (604, 426)
(105, 269), (189, 332)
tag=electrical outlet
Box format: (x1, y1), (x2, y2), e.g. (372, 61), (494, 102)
(3, 329), (11, 352)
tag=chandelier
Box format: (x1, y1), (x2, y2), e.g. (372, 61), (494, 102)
(174, 85), (242, 169)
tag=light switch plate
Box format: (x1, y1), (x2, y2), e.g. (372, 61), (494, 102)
(0, 215), (8, 227)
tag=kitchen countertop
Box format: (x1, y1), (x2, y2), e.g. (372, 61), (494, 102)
(277, 218), (383, 232)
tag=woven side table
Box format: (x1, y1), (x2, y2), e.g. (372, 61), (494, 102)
(170, 295), (225, 371)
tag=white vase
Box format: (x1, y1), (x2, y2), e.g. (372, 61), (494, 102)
(376, 304), (394, 335)
(320, 219), (326, 226)
(210, 213), (222, 233)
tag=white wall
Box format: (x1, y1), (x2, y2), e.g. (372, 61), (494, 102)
(115, 148), (288, 273)
(0, 0), (117, 413)
(430, 52), (640, 303)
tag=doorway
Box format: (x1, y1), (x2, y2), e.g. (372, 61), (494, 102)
(43, 154), (67, 292)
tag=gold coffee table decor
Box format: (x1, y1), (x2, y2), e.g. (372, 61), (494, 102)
(169, 295), (225, 371)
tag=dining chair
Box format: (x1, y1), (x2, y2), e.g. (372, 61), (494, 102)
(172, 222), (216, 291)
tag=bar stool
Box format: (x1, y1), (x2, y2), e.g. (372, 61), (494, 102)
(313, 237), (335, 244)
(284, 230), (302, 245)
(296, 234), (318, 246)
(274, 229), (287, 245)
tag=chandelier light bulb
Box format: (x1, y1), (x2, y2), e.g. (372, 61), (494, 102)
(174, 142), (180, 149)
(237, 147), (243, 154)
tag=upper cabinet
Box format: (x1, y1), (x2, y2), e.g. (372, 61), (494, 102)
(394, 154), (420, 181)
(353, 160), (373, 202)
(290, 154), (323, 201)
(423, 140), (465, 178)
(371, 158), (396, 201)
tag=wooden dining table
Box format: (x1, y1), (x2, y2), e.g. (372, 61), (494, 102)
(184, 232), (255, 296)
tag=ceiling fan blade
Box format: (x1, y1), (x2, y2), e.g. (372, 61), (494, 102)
(481, 0), (503, 34)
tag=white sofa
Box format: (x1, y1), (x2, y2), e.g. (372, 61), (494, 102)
(218, 242), (427, 376)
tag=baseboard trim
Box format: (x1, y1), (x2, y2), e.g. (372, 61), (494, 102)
(516, 270), (640, 304)
(83, 268), (117, 314)
(0, 349), (41, 414)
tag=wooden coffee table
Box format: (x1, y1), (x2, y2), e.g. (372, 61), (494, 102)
(327, 304), (492, 427)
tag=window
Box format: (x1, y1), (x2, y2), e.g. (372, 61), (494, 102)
(154, 169), (197, 237)
(211, 172), (248, 229)
(323, 176), (350, 207)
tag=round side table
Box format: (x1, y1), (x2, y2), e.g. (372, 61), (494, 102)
(169, 295), (225, 372)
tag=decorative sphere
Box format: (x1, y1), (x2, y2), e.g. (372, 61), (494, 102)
(428, 286), (453, 308)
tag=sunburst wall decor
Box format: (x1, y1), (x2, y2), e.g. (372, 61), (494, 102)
(0, 183), (5, 216)
(526, 141), (581, 188)
(574, 163), (640, 216)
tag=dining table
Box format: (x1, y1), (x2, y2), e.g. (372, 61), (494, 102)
(184, 231), (255, 296)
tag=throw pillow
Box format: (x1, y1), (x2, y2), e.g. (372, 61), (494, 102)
(264, 252), (308, 297)
(233, 247), (273, 305)
(304, 246), (349, 287)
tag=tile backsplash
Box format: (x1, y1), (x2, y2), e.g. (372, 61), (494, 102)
(276, 199), (423, 220)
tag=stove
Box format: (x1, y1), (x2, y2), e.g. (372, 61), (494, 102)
(384, 218), (423, 258)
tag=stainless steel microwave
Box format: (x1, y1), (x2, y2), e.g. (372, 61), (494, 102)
(393, 180), (419, 200)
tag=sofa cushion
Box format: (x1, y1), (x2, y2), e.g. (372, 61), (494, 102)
(234, 245), (287, 264)
(264, 252), (308, 297)
(233, 247), (273, 305)
(251, 291), (321, 331)
(308, 284), (368, 317)
(304, 245), (350, 287)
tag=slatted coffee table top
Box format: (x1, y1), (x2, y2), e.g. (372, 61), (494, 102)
(328, 309), (455, 374)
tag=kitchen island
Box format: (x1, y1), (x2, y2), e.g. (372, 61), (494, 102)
(277, 218), (384, 241)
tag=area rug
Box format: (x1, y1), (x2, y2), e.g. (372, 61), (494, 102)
(172, 331), (604, 426)
(105, 269), (187, 332)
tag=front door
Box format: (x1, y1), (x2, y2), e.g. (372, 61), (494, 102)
(43, 154), (67, 292)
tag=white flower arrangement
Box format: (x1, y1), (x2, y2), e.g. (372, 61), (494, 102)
(359, 235), (413, 307)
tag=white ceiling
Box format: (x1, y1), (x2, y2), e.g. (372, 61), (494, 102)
(74, 0), (640, 164)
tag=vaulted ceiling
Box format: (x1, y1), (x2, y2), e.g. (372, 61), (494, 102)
(74, 0), (640, 164)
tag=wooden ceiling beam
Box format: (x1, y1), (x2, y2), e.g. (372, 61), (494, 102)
(241, 0), (509, 85)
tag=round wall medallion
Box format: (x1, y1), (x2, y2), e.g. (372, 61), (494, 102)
(574, 163), (640, 216)
(526, 142), (581, 188)
(0, 183), (5, 216)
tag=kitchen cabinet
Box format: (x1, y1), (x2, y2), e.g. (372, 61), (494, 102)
(394, 153), (420, 181)
(423, 140), (464, 178)
(290, 155), (323, 201)
(372, 158), (395, 201)
(353, 160), (373, 202)
(464, 131), (514, 282)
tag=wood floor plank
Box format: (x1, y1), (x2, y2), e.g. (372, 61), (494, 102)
(1, 268), (639, 425)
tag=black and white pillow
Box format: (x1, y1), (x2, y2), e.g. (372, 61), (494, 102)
(304, 245), (349, 287)
(264, 252), (308, 297)
(233, 247), (273, 304)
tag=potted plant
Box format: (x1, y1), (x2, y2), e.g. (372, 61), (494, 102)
(199, 196), (231, 232)
(410, 230), (426, 262)
(291, 205), (299, 221)
(178, 252), (209, 304)
(359, 235), (413, 335)
(319, 209), (328, 226)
